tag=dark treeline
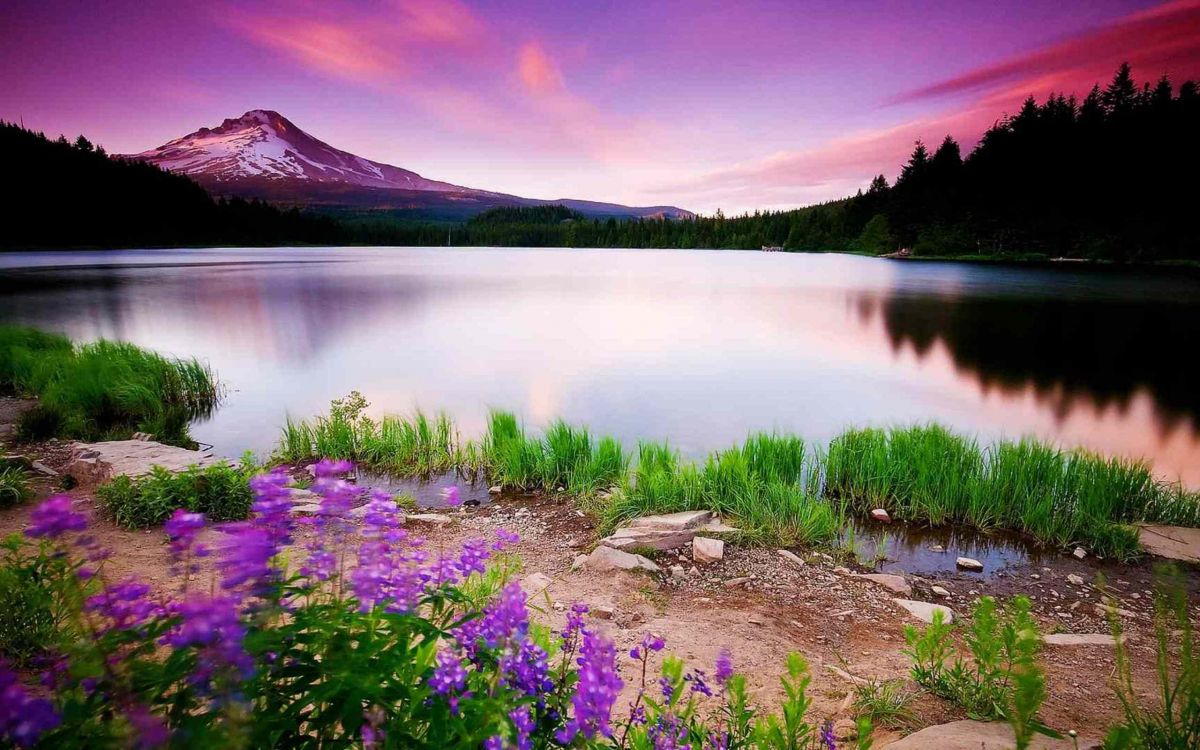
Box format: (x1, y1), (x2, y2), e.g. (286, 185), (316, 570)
(373, 64), (1199, 262)
(6, 63), (1197, 261)
(2, 121), (342, 248)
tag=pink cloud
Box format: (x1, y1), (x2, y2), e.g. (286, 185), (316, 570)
(517, 41), (565, 94)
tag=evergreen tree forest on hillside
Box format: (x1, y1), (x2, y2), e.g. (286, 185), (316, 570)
(4, 64), (1197, 262)
(2, 121), (341, 248)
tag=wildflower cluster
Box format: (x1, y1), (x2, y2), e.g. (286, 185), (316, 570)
(1, 469), (867, 750)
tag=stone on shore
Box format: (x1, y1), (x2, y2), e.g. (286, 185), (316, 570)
(931, 585), (952, 598)
(601, 526), (696, 552)
(629, 510), (713, 530)
(407, 513), (452, 525)
(1067, 573), (1086, 585)
(1137, 524), (1200, 563)
(777, 549), (805, 567)
(893, 598), (954, 624)
(851, 573), (911, 596)
(955, 556), (984, 571)
(522, 572), (553, 594)
(879, 720), (1095, 749)
(1044, 633), (1123, 647)
(692, 536), (725, 564)
(870, 508), (891, 523)
(65, 440), (225, 485)
(583, 545), (660, 574)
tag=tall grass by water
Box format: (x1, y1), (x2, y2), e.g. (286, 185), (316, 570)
(0, 326), (218, 445)
(279, 395), (1200, 559)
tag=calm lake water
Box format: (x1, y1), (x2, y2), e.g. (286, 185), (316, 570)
(2, 247), (1198, 485)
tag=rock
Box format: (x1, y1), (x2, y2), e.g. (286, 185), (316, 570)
(290, 503), (323, 515)
(870, 508), (891, 523)
(65, 440), (223, 486)
(851, 573), (912, 596)
(1044, 633), (1123, 647)
(571, 554), (588, 571)
(1137, 524), (1200, 564)
(1073, 546), (1088, 560)
(130, 431), (154, 441)
(488, 485), (502, 494)
(824, 665), (868, 686)
(931, 585), (952, 598)
(701, 518), (740, 533)
(670, 564), (687, 581)
(893, 598), (954, 624)
(522, 572), (553, 593)
(928, 544), (945, 553)
(692, 537), (725, 564)
(955, 557), (984, 571)
(747, 615), (765, 625)
(776, 549), (805, 567)
(833, 566), (851, 575)
(1067, 573), (1086, 585)
(601, 526), (697, 552)
(289, 488), (319, 504)
(593, 605), (614, 620)
(407, 513), (452, 525)
(879, 719), (1095, 750)
(304, 463), (318, 478)
(629, 510), (713, 530)
(723, 577), (751, 588)
(583, 545), (660, 574)
(29, 460), (59, 477)
(1095, 603), (1136, 619)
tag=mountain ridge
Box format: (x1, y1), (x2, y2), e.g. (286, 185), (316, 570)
(124, 110), (692, 220)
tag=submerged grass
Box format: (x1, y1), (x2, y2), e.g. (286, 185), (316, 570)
(278, 395), (1200, 559)
(0, 326), (218, 446)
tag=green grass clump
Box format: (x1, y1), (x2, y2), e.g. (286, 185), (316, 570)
(0, 534), (78, 666)
(0, 465), (33, 508)
(96, 460), (256, 529)
(482, 411), (628, 497)
(278, 392), (462, 478)
(1, 326), (218, 446)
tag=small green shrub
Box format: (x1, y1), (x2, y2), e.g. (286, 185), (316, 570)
(96, 459), (256, 528)
(1106, 567), (1200, 749)
(852, 677), (917, 730)
(0, 466), (32, 508)
(904, 595), (1052, 737)
(0, 534), (84, 666)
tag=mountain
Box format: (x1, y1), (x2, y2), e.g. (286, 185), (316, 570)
(124, 110), (692, 221)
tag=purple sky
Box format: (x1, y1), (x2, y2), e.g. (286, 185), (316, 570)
(3, 0), (1199, 213)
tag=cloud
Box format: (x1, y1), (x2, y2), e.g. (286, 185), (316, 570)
(517, 41), (565, 94)
(659, 0), (1200, 212)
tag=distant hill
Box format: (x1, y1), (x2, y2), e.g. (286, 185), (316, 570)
(124, 110), (693, 221)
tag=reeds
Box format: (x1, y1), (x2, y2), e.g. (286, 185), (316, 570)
(482, 411), (628, 497)
(1, 326), (218, 445)
(278, 408), (461, 478)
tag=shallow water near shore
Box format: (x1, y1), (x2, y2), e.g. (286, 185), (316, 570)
(845, 521), (1050, 578)
(2, 247), (1198, 485)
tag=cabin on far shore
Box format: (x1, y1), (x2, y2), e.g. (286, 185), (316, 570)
(761, 245), (783, 252)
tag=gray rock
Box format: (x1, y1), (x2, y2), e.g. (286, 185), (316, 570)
(879, 719), (1096, 749)
(601, 526), (696, 552)
(629, 510), (713, 530)
(928, 544), (945, 552)
(522, 572), (553, 594)
(955, 557), (984, 571)
(407, 513), (452, 525)
(670, 564), (687, 581)
(290, 503), (323, 515)
(723, 577), (751, 588)
(776, 549), (805, 567)
(1074, 546), (1088, 560)
(1044, 633), (1123, 647)
(30, 460), (58, 477)
(931, 585), (952, 598)
(1137, 524), (1200, 564)
(870, 508), (891, 523)
(851, 573), (912, 596)
(692, 536), (725, 564)
(1067, 573), (1086, 585)
(583, 545), (660, 574)
(65, 440), (223, 485)
(570, 554), (588, 572)
(893, 598), (954, 624)
(488, 485), (502, 494)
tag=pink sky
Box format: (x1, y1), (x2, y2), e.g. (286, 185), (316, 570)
(3, 0), (1199, 213)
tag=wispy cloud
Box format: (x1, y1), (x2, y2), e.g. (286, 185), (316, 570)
(516, 41), (565, 94)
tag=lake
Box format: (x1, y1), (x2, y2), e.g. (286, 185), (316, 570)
(2, 247), (1198, 485)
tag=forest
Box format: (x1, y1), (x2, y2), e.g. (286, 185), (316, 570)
(4, 64), (1197, 261)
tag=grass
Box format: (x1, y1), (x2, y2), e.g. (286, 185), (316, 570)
(96, 459), (257, 529)
(278, 395), (1200, 560)
(0, 326), (219, 446)
(852, 678), (918, 730)
(0, 465), (33, 508)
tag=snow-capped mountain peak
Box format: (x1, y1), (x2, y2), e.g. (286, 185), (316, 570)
(126, 109), (458, 191)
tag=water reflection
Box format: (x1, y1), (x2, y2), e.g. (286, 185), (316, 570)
(1, 248), (1197, 484)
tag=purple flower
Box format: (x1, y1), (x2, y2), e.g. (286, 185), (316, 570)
(1, 664), (61, 747)
(555, 629), (623, 743)
(25, 495), (87, 539)
(493, 528), (520, 551)
(457, 538), (490, 577)
(501, 637), (553, 696)
(249, 470), (295, 547)
(162, 596), (253, 685)
(428, 649), (468, 696)
(821, 718), (836, 750)
(510, 704), (535, 750)
(563, 602), (589, 645)
(85, 577), (160, 634)
(630, 631), (665, 660)
(715, 649), (733, 686)
(440, 485), (462, 506)
(217, 523), (277, 593)
(686, 669), (713, 697)
(165, 509), (207, 563)
(126, 704), (169, 748)
(313, 458), (353, 478)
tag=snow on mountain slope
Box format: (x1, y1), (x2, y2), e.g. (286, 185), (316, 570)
(127, 110), (467, 192)
(125, 110), (693, 219)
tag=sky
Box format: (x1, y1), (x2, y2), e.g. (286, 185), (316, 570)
(3, 0), (1200, 214)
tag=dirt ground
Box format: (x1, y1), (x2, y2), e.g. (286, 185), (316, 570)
(2, 396), (1197, 746)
